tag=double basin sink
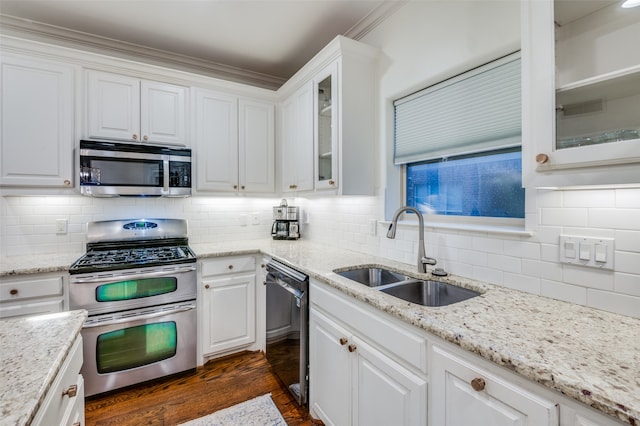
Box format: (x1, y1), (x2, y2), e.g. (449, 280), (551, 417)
(335, 267), (480, 307)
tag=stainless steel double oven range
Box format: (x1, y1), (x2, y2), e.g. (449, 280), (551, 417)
(69, 218), (197, 397)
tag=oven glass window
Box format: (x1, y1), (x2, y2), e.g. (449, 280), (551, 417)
(96, 277), (177, 302)
(96, 322), (177, 373)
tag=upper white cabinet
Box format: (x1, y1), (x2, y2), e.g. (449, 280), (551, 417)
(522, 0), (640, 187)
(278, 36), (379, 195)
(86, 69), (188, 146)
(0, 53), (75, 188)
(193, 87), (275, 193)
(281, 81), (314, 193)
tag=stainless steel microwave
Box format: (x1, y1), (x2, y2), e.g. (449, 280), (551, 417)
(79, 140), (191, 197)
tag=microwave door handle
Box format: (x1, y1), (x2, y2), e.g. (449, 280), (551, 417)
(163, 159), (170, 192)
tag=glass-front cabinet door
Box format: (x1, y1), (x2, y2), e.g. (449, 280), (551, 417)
(314, 62), (338, 190)
(522, 0), (640, 186)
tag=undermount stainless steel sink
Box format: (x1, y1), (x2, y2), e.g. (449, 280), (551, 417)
(379, 280), (480, 307)
(336, 267), (408, 287)
(335, 266), (480, 307)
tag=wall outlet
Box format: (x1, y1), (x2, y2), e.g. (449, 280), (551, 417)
(56, 219), (68, 234)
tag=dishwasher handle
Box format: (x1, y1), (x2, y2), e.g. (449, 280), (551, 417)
(266, 272), (305, 301)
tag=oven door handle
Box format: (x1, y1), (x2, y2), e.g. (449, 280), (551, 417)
(71, 265), (196, 283)
(267, 273), (305, 301)
(83, 304), (195, 328)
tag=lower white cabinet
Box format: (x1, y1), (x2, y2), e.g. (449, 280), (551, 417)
(32, 335), (84, 426)
(200, 256), (257, 358)
(431, 344), (558, 426)
(309, 281), (427, 426)
(0, 273), (65, 319)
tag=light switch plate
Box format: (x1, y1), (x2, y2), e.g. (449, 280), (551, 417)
(559, 235), (614, 270)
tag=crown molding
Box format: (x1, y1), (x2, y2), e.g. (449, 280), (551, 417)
(0, 14), (286, 90)
(345, 0), (409, 40)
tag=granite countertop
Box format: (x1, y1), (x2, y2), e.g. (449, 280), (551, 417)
(0, 310), (87, 426)
(1, 240), (638, 424)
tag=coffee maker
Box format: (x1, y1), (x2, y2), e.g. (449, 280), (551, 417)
(271, 199), (300, 240)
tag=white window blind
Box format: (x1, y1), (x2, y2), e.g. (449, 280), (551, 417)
(394, 52), (521, 165)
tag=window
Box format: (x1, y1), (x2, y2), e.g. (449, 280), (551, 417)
(394, 52), (523, 219)
(406, 148), (524, 218)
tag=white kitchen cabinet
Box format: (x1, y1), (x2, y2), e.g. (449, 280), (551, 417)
(0, 53), (75, 188)
(278, 36), (378, 195)
(193, 87), (275, 193)
(31, 335), (84, 426)
(86, 69), (188, 145)
(281, 81), (314, 193)
(0, 273), (66, 319)
(309, 280), (427, 426)
(431, 344), (558, 426)
(521, 0), (640, 187)
(200, 256), (257, 358)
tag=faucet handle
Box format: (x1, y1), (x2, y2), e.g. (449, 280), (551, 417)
(422, 256), (437, 266)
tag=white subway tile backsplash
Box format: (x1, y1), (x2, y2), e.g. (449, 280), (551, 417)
(586, 289), (640, 319)
(589, 208), (640, 231)
(2, 187), (639, 319)
(615, 272), (640, 297)
(540, 280), (587, 305)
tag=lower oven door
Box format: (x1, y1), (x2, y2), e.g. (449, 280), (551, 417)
(81, 300), (196, 397)
(70, 264), (196, 315)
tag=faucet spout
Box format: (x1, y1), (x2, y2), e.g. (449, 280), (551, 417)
(387, 206), (436, 273)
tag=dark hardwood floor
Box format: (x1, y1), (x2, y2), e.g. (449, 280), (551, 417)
(85, 351), (320, 426)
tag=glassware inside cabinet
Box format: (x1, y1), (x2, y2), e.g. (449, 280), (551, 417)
(554, 0), (640, 152)
(317, 75), (334, 185)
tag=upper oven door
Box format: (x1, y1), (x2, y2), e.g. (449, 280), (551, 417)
(70, 264), (196, 315)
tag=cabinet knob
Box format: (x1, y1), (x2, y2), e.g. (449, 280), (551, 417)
(348, 344), (357, 353)
(289, 184), (297, 190)
(241, 185), (245, 190)
(63, 180), (71, 186)
(228, 265), (234, 270)
(233, 185), (238, 189)
(470, 378), (486, 392)
(62, 384), (78, 398)
(261, 264), (265, 268)
(328, 180), (335, 186)
(143, 135), (149, 141)
(132, 134), (138, 140)
(339, 337), (348, 346)
(9, 289), (18, 296)
(204, 284), (210, 289)
(535, 153), (549, 164)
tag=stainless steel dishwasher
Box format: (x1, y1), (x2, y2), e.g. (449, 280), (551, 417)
(265, 259), (309, 406)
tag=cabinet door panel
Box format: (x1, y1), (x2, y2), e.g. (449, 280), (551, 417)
(281, 82), (314, 192)
(1, 54), (74, 187)
(141, 80), (187, 145)
(194, 88), (238, 192)
(354, 338), (427, 426)
(87, 70), (140, 141)
(202, 274), (255, 355)
(309, 309), (351, 426)
(431, 345), (558, 426)
(239, 99), (274, 192)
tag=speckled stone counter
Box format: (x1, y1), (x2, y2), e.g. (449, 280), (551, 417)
(2, 240), (639, 424)
(0, 309), (87, 426)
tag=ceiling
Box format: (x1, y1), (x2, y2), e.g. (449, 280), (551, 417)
(0, 0), (400, 89)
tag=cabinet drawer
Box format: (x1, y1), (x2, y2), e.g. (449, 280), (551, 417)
(0, 299), (63, 319)
(32, 335), (83, 426)
(0, 276), (63, 302)
(201, 256), (256, 276)
(311, 280), (428, 374)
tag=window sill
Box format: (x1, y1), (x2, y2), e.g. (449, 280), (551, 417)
(379, 219), (532, 237)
